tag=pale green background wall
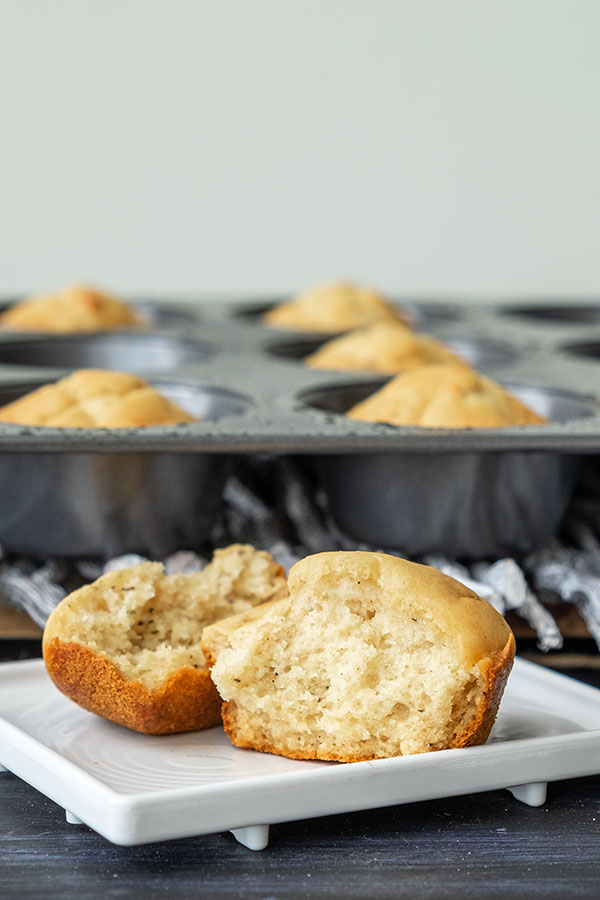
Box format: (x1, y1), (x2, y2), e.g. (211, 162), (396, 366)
(1, 0), (598, 300)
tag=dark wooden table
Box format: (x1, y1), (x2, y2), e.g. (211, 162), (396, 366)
(1, 640), (599, 900)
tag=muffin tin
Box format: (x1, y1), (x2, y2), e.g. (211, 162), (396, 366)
(0, 294), (599, 557)
(0, 380), (251, 557)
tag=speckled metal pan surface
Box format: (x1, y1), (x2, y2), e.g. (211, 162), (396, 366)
(0, 296), (599, 453)
(0, 295), (598, 558)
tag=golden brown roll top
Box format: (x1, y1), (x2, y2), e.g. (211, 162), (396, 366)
(263, 280), (407, 333)
(305, 320), (463, 373)
(0, 369), (196, 428)
(0, 284), (145, 333)
(346, 363), (547, 428)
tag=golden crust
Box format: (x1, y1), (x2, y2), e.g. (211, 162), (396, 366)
(0, 284), (144, 333)
(0, 369), (196, 428)
(42, 546), (288, 735)
(451, 631), (516, 749)
(347, 363), (547, 428)
(306, 321), (463, 374)
(44, 640), (221, 734)
(263, 281), (407, 333)
(219, 631), (515, 760)
(288, 551), (512, 668)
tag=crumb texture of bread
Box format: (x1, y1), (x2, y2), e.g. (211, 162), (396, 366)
(305, 321), (463, 373)
(263, 281), (406, 333)
(0, 284), (144, 332)
(43, 544), (288, 733)
(346, 363), (547, 428)
(206, 551), (515, 761)
(0, 368), (196, 428)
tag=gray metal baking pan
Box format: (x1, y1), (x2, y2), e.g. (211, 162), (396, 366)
(0, 379), (250, 558)
(0, 294), (598, 558)
(0, 332), (217, 373)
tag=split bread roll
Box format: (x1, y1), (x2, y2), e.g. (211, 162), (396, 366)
(0, 369), (196, 428)
(263, 280), (407, 333)
(0, 284), (145, 332)
(305, 321), (463, 374)
(43, 544), (288, 734)
(346, 363), (547, 428)
(202, 551), (515, 762)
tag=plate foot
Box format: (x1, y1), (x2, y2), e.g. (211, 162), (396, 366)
(230, 824), (270, 850)
(65, 810), (84, 825)
(0, 762), (7, 773)
(507, 781), (547, 807)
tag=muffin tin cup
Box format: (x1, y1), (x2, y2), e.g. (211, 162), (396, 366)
(0, 379), (252, 557)
(0, 451), (229, 558)
(315, 450), (579, 559)
(559, 341), (600, 363)
(0, 333), (216, 374)
(299, 379), (596, 557)
(0, 296), (599, 558)
(498, 303), (600, 326)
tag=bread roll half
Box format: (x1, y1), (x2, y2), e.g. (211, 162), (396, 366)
(202, 551), (515, 762)
(43, 544), (288, 734)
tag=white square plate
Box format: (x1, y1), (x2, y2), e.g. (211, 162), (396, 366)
(0, 657), (599, 850)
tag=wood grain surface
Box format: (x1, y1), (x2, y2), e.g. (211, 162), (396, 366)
(0, 766), (598, 900)
(0, 603), (42, 638)
(1, 642), (599, 900)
